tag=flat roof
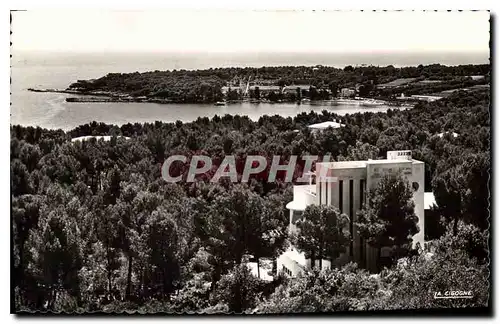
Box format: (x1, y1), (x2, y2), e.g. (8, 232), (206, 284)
(308, 121), (345, 129)
(368, 158), (424, 165)
(317, 160), (367, 169)
(318, 158), (424, 169)
(366, 159), (413, 165)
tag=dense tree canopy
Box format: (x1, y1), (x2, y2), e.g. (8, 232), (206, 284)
(255, 224), (489, 313)
(11, 88), (490, 313)
(293, 205), (350, 269)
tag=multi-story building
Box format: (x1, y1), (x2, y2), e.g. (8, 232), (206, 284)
(278, 150), (425, 275)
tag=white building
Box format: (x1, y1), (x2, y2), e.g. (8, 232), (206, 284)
(340, 88), (356, 98)
(409, 95), (443, 102)
(278, 150), (425, 275)
(71, 135), (130, 142)
(307, 120), (345, 131)
(282, 85), (314, 94)
(248, 85), (282, 94)
(221, 86), (244, 94)
(397, 94), (443, 102)
(437, 131), (459, 138)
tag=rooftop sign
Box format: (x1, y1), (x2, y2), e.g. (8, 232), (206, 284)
(387, 150), (412, 161)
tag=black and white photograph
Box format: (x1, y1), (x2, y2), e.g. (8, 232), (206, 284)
(9, 8), (491, 315)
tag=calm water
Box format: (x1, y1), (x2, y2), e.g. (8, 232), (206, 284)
(10, 51), (488, 131)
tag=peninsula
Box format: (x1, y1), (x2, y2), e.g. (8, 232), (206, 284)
(28, 64), (490, 104)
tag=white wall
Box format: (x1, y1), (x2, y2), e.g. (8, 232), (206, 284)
(277, 247), (307, 277)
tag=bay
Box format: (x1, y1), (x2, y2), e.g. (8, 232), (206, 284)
(11, 51), (485, 131)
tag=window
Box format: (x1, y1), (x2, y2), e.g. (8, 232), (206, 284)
(360, 179), (365, 207)
(319, 181), (322, 204)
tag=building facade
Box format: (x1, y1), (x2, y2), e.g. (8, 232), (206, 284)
(340, 87), (356, 98)
(282, 85), (314, 94)
(278, 150), (425, 275)
(248, 85), (282, 94)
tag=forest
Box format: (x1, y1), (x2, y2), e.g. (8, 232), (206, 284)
(11, 88), (490, 313)
(67, 64), (491, 103)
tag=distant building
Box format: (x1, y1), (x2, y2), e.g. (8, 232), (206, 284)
(437, 131), (459, 138)
(278, 150), (425, 275)
(282, 85), (314, 94)
(250, 79), (278, 86)
(221, 86), (244, 94)
(307, 120), (345, 131)
(409, 95), (443, 102)
(249, 85), (281, 94)
(71, 135), (130, 142)
(340, 88), (356, 98)
(397, 94), (443, 102)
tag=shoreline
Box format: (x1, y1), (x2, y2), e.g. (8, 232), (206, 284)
(28, 87), (407, 107)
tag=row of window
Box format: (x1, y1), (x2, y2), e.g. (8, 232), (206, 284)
(318, 179), (366, 259)
(318, 179), (366, 209)
(282, 265), (292, 276)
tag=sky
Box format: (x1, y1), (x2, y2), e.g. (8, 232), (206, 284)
(11, 10), (490, 54)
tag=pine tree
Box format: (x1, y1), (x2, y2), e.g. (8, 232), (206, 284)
(356, 173), (419, 269)
(293, 204), (350, 269)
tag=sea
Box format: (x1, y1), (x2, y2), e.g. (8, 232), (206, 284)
(10, 51), (489, 131)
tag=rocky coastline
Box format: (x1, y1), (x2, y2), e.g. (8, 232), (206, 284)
(28, 88), (175, 104)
